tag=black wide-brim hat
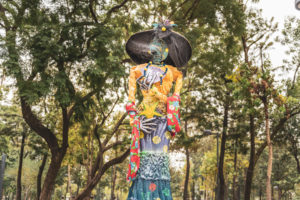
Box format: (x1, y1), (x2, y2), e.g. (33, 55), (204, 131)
(126, 30), (192, 68)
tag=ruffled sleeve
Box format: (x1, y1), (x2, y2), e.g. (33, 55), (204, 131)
(128, 66), (138, 103)
(171, 67), (183, 95)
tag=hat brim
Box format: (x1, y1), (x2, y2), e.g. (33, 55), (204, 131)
(126, 30), (192, 68)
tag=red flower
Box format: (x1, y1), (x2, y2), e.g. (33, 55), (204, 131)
(149, 183), (156, 192)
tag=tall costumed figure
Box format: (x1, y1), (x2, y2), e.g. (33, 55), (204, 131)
(125, 19), (192, 200)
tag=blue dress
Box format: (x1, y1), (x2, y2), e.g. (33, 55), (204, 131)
(127, 117), (173, 200)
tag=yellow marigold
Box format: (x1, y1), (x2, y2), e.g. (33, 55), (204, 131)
(152, 136), (161, 144)
(165, 131), (171, 139)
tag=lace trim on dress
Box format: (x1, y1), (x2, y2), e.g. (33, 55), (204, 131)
(137, 151), (170, 180)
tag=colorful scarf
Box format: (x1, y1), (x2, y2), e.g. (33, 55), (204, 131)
(126, 102), (141, 181)
(167, 94), (181, 136)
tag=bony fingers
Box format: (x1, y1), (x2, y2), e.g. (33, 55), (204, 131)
(142, 126), (156, 130)
(143, 127), (156, 131)
(143, 123), (157, 126)
(142, 130), (151, 134)
(143, 118), (156, 122)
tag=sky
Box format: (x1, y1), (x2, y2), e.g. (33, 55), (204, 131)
(252, 0), (299, 69)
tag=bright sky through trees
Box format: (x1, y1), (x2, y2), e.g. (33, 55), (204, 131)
(253, 0), (299, 69)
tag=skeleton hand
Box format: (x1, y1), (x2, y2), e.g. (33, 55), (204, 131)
(140, 116), (157, 134)
(137, 71), (160, 91)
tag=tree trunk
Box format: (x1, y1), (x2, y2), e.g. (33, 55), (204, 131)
(0, 154), (6, 200)
(110, 166), (116, 200)
(183, 147), (190, 200)
(191, 181), (195, 200)
(278, 188), (282, 200)
(218, 99), (229, 200)
(16, 132), (26, 200)
(237, 184), (240, 200)
(39, 152), (66, 200)
(37, 153), (48, 200)
(183, 119), (190, 200)
(293, 150), (300, 174)
(264, 100), (272, 200)
(232, 138), (238, 200)
(68, 164), (72, 196)
(76, 184), (80, 196)
(289, 135), (300, 174)
(111, 134), (119, 200)
(244, 114), (256, 200)
(259, 186), (262, 200)
(20, 99), (70, 200)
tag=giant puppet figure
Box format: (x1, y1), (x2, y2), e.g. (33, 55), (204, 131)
(125, 20), (192, 200)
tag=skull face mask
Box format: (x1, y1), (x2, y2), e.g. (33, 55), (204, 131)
(149, 38), (169, 65)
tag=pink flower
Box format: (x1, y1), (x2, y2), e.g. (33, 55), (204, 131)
(169, 105), (175, 110)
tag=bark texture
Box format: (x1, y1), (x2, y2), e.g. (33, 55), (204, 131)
(218, 99), (229, 200)
(16, 132), (26, 200)
(37, 154), (48, 200)
(264, 100), (272, 200)
(183, 147), (190, 200)
(244, 114), (255, 200)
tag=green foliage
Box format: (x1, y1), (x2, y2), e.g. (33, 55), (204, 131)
(1, 0), (300, 199)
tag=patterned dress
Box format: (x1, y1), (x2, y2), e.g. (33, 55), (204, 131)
(127, 63), (182, 200)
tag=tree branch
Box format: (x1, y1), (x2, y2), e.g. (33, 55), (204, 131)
(75, 149), (129, 200)
(62, 107), (69, 150)
(101, 0), (131, 25)
(102, 141), (123, 152)
(0, 2), (10, 29)
(68, 89), (99, 119)
(254, 108), (300, 164)
(89, 0), (98, 23)
(20, 98), (59, 153)
(168, 0), (189, 18)
(100, 148), (130, 174)
(291, 63), (300, 90)
(103, 112), (127, 146)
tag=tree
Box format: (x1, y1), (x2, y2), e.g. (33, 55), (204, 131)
(0, 0), (136, 199)
(231, 5), (300, 199)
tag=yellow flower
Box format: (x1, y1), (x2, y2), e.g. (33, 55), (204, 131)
(140, 131), (144, 139)
(152, 136), (161, 144)
(152, 86), (159, 94)
(278, 94), (287, 103)
(165, 131), (171, 139)
(163, 145), (168, 153)
(161, 27), (166, 31)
